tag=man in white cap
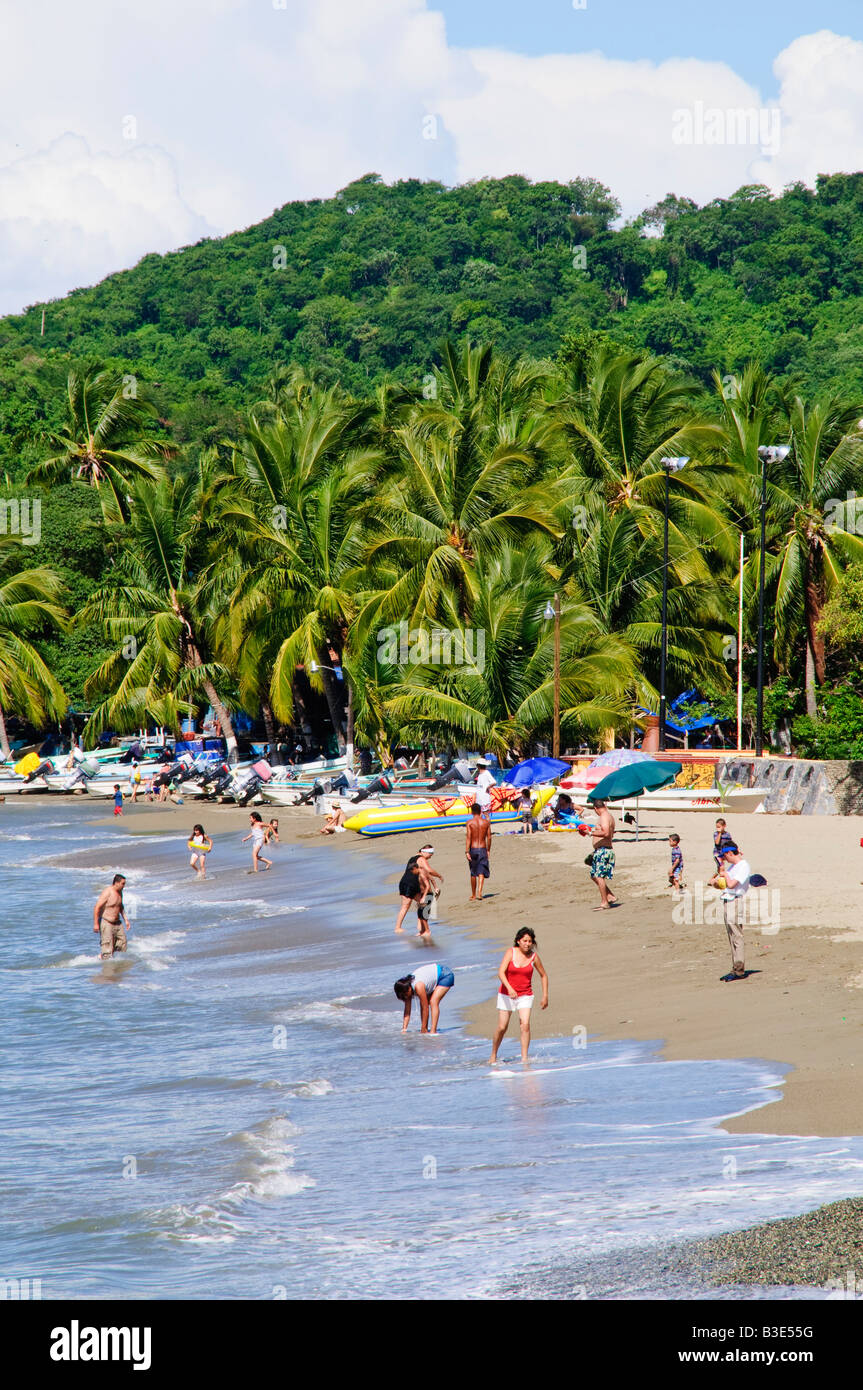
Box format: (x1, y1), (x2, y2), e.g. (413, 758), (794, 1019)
(474, 758), (495, 818)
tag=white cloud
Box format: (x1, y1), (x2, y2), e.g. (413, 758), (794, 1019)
(0, 1), (860, 316)
(752, 30), (863, 187)
(0, 135), (210, 313)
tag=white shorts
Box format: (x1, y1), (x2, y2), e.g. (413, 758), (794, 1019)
(496, 992), (533, 1013)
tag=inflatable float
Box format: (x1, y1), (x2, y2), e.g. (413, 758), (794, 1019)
(345, 785), (556, 837)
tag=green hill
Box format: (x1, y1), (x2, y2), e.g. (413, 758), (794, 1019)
(2, 169), (863, 475)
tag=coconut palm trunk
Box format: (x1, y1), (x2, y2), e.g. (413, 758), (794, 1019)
(0, 702), (10, 761)
(345, 683), (354, 768)
(202, 680), (239, 764)
(318, 648), (346, 754)
(804, 564), (826, 718)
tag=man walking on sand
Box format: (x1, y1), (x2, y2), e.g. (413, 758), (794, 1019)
(712, 844), (752, 981)
(466, 802), (492, 901)
(93, 874), (131, 959)
(588, 799), (618, 909)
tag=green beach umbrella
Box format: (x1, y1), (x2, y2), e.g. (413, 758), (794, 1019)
(586, 758), (682, 841)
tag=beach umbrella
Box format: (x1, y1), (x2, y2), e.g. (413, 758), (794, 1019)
(505, 756), (571, 788)
(588, 749), (654, 771)
(561, 748), (652, 793)
(586, 759), (682, 841)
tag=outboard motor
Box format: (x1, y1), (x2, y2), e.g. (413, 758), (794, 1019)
(229, 759), (272, 807)
(152, 761), (183, 790)
(205, 762), (233, 796)
(329, 769), (358, 796)
(24, 759), (54, 784)
(297, 777), (330, 807)
(428, 759), (471, 791)
(349, 773), (393, 803)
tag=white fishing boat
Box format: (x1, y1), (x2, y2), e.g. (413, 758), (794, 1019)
(603, 786), (764, 814)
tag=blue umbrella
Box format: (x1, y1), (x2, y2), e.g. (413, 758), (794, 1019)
(505, 757), (571, 788)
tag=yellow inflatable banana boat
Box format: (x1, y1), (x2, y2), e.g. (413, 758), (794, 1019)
(345, 785), (556, 837)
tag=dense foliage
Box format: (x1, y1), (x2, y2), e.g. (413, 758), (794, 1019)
(3, 172), (863, 477)
(2, 168), (863, 756)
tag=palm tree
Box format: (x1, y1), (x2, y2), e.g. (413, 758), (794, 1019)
(0, 557), (67, 759)
(217, 385), (383, 747)
(365, 341), (563, 630)
(551, 343), (734, 568)
(769, 394), (863, 713)
(562, 507), (732, 704)
(378, 541), (638, 754)
(716, 367), (863, 715)
(28, 367), (170, 520)
(77, 472), (240, 756)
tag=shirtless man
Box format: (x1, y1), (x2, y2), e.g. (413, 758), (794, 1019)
(93, 874), (131, 959)
(587, 799), (618, 909)
(466, 803), (492, 902)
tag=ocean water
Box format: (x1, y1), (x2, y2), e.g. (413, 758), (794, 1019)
(2, 801), (862, 1301)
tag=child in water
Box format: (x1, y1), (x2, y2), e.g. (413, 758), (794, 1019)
(188, 823), (213, 878)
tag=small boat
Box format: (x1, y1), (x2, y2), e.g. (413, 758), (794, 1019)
(602, 786), (764, 814)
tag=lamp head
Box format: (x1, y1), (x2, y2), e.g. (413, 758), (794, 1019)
(543, 602), (555, 621)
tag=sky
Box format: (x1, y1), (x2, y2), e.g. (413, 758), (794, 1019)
(0, 0), (862, 316)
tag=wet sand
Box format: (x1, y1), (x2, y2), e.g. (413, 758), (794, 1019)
(20, 793), (863, 1136)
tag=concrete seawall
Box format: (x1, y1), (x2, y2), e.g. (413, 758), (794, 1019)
(718, 757), (863, 815)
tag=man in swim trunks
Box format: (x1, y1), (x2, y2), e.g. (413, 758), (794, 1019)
(588, 799), (618, 908)
(93, 874), (130, 959)
(466, 803), (491, 901)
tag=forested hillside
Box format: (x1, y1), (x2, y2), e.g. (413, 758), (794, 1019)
(2, 171), (863, 476)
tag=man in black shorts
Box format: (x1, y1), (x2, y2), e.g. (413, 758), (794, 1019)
(466, 803), (491, 902)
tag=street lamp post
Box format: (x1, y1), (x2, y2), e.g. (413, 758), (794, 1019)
(658, 458), (689, 753)
(754, 446), (789, 757)
(543, 596), (561, 759)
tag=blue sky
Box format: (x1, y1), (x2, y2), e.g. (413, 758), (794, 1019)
(439, 0), (863, 94)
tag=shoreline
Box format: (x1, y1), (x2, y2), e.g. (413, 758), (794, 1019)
(14, 792), (863, 1292)
(16, 793), (863, 1137)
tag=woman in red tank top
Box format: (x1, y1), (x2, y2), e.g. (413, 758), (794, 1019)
(489, 928), (549, 1066)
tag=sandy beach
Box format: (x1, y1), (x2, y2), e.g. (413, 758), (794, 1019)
(46, 792), (863, 1137)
